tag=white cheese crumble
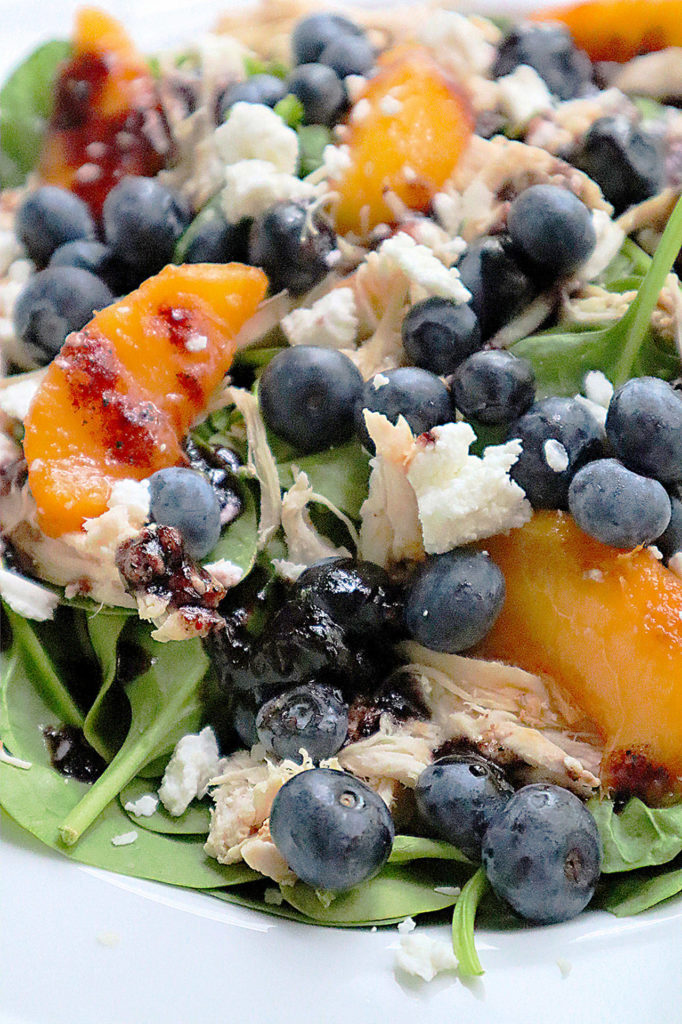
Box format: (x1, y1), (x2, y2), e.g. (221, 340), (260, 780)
(111, 831), (138, 847)
(419, 10), (494, 76)
(583, 369), (614, 408)
(107, 478), (150, 523)
(0, 567), (59, 621)
(0, 372), (42, 421)
(406, 423), (532, 554)
(158, 726), (221, 817)
(497, 64), (553, 131)
(214, 102), (299, 175)
(398, 917), (417, 934)
(669, 552), (682, 579)
(543, 438), (570, 473)
(373, 232), (471, 303)
(380, 94), (402, 116)
(203, 558), (244, 589)
(322, 143), (352, 179)
(557, 958), (573, 979)
(185, 333), (208, 352)
(96, 931), (121, 948)
(372, 373), (390, 390)
(394, 930), (459, 983)
(351, 98), (372, 123)
(123, 793), (159, 818)
(282, 287), (359, 349)
(0, 230), (23, 276)
(222, 159), (317, 224)
(432, 192), (462, 236)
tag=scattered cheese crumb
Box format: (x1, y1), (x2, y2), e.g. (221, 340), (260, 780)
(583, 568), (604, 582)
(543, 438), (570, 473)
(124, 793), (159, 818)
(497, 64), (553, 131)
(398, 917), (417, 934)
(111, 831), (138, 847)
(185, 333), (208, 352)
(574, 394), (608, 430)
(669, 552), (682, 579)
(351, 98), (371, 123)
(556, 957), (573, 979)
(419, 10), (494, 76)
(282, 288), (358, 349)
(96, 931), (121, 948)
(0, 567), (59, 622)
(374, 232), (471, 303)
(322, 143), (352, 178)
(345, 75), (367, 103)
(372, 373), (390, 389)
(214, 102), (299, 174)
(107, 478), (150, 524)
(222, 160), (317, 224)
(380, 94), (402, 116)
(264, 887), (284, 906)
(158, 726), (221, 816)
(648, 545), (664, 560)
(583, 370), (614, 409)
(395, 931), (459, 983)
(371, 926), (378, 933)
(0, 741), (31, 770)
(0, 372), (42, 421)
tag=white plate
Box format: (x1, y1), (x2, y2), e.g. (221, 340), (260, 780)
(2, 3), (682, 1022)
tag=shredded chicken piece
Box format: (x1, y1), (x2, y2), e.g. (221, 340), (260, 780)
(616, 189), (679, 237)
(613, 48), (682, 99)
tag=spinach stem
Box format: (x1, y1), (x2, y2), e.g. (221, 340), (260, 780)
(452, 865), (489, 977)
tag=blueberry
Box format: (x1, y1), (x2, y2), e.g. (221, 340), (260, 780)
(286, 63), (346, 126)
(292, 12), (365, 65)
(248, 201), (336, 295)
(457, 235), (537, 340)
(658, 495), (682, 562)
(573, 117), (663, 214)
(355, 367), (453, 451)
(482, 784), (602, 924)
(401, 297), (481, 375)
(232, 697), (260, 748)
(492, 23), (592, 101)
(507, 185), (596, 278)
(102, 176), (191, 277)
(217, 74), (287, 121)
(508, 397), (604, 509)
(606, 377), (682, 483)
(269, 768), (394, 890)
(148, 467), (221, 559)
(451, 350), (535, 425)
(182, 211), (250, 265)
(319, 33), (374, 78)
(259, 345), (363, 451)
(256, 683), (348, 762)
(568, 458), (671, 549)
(49, 239), (135, 295)
(292, 557), (402, 638)
(13, 267), (114, 364)
(16, 186), (95, 268)
(415, 755), (514, 860)
(404, 548), (506, 654)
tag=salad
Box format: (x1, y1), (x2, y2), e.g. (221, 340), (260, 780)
(2, 0), (682, 982)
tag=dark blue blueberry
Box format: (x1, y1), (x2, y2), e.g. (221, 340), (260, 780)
(292, 12), (365, 65)
(16, 186), (95, 268)
(507, 185), (596, 278)
(232, 697), (260, 748)
(269, 767), (394, 890)
(508, 397), (604, 509)
(319, 33), (374, 77)
(573, 117), (663, 214)
(182, 211), (250, 265)
(102, 176), (191, 277)
(355, 367), (453, 451)
(482, 784), (602, 924)
(568, 458), (671, 549)
(401, 297), (481, 375)
(292, 557), (402, 638)
(286, 63), (346, 126)
(457, 235), (537, 340)
(450, 350), (535, 425)
(256, 683), (349, 762)
(404, 549), (506, 654)
(416, 755), (513, 860)
(13, 267), (114, 364)
(49, 239), (135, 295)
(492, 23), (592, 101)
(217, 74), (287, 121)
(148, 467), (221, 559)
(248, 200), (336, 295)
(259, 345), (363, 451)
(606, 377), (682, 484)
(658, 496), (682, 562)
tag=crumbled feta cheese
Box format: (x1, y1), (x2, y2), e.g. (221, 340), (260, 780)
(373, 232), (470, 303)
(322, 143), (352, 178)
(584, 568), (604, 582)
(407, 423), (532, 553)
(214, 102), (299, 174)
(0, 567), (59, 621)
(203, 558), (243, 589)
(107, 478), (150, 524)
(497, 65), (553, 131)
(432, 192), (462, 236)
(351, 98), (372, 123)
(419, 10), (494, 76)
(124, 793), (159, 818)
(282, 287), (358, 349)
(222, 160), (317, 224)
(345, 75), (367, 103)
(185, 333), (208, 352)
(111, 831), (138, 847)
(574, 394), (608, 430)
(380, 94), (402, 116)
(96, 931), (121, 948)
(648, 545), (664, 560)
(158, 726), (221, 817)
(395, 931), (459, 983)
(669, 552), (682, 579)
(582, 211), (625, 281)
(543, 438), (570, 473)
(0, 372), (42, 421)
(398, 917), (417, 935)
(556, 958), (573, 979)
(583, 369), (614, 408)
(0, 230), (22, 276)
(372, 373), (390, 389)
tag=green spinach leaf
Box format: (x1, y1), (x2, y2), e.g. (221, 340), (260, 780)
(82, 611), (130, 761)
(589, 797), (682, 873)
(203, 480), (259, 576)
(389, 835), (471, 865)
(297, 125), (332, 176)
(0, 40), (71, 187)
(120, 776), (211, 835)
(599, 865), (682, 917)
(274, 94), (304, 129)
(451, 866), (488, 977)
(273, 438), (370, 518)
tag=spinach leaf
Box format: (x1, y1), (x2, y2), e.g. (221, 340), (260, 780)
(451, 866), (488, 977)
(210, 886), (314, 923)
(297, 125), (332, 176)
(512, 194), (682, 395)
(389, 835), (471, 865)
(0, 641), (254, 887)
(274, 94), (304, 129)
(279, 860), (468, 925)
(120, 776), (211, 835)
(82, 612), (130, 761)
(202, 480), (258, 576)
(0, 40), (71, 187)
(599, 865), (682, 917)
(3, 606), (82, 727)
(173, 194), (223, 263)
(273, 438), (370, 518)
(589, 797), (682, 873)
(58, 621), (209, 846)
